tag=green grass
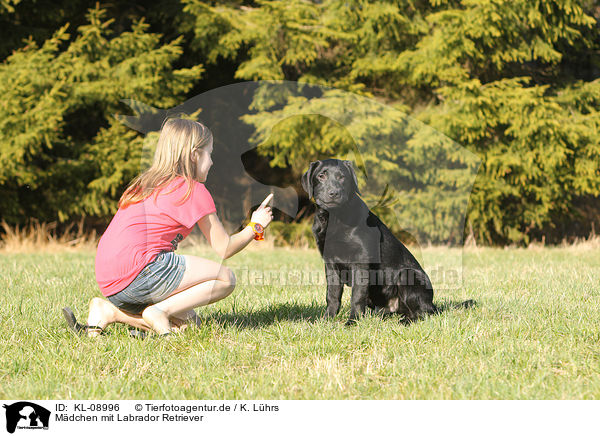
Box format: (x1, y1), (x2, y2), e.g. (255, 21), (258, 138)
(1, 246), (599, 399)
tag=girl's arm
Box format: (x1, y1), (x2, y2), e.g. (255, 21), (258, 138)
(197, 213), (254, 259)
(197, 195), (273, 260)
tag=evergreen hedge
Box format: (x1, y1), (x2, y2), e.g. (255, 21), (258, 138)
(1, 1), (599, 244)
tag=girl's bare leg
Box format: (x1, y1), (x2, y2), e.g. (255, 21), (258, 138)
(86, 297), (151, 337)
(85, 299), (198, 337)
(170, 310), (201, 332)
(141, 256), (236, 335)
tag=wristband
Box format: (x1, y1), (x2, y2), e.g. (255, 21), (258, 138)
(247, 222), (265, 241)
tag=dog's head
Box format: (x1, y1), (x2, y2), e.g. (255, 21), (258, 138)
(301, 159), (360, 210)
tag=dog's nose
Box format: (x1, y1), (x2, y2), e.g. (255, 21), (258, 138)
(328, 190), (340, 199)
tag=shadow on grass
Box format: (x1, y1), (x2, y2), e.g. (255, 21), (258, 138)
(198, 298), (477, 329)
(199, 301), (326, 329)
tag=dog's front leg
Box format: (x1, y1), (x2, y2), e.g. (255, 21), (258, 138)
(347, 267), (370, 325)
(347, 286), (369, 325)
(325, 265), (343, 318)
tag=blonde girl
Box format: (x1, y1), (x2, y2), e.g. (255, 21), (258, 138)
(63, 118), (273, 336)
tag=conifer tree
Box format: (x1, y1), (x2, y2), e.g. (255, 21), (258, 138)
(2, 0), (598, 243)
(0, 6), (202, 224)
(186, 0), (600, 244)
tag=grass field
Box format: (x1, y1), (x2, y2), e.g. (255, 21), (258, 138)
(1, 244), (599, 399)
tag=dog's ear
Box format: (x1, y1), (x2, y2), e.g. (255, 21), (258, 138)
(342, 160), (360, 195)
(301, 161), (321, 199)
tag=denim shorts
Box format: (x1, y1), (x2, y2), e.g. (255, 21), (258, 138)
(107, 251), (186, 315)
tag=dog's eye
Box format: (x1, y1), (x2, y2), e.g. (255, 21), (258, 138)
(317, 173), (326, 180)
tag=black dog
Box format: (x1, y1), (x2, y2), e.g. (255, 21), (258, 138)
(302, 159), (438, 325)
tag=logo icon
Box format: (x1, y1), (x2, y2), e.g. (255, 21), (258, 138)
(3, 402), (50, 433)
(117, 81), (480, 291)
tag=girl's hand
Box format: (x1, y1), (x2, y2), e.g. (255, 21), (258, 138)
(251, 193), (274, 228)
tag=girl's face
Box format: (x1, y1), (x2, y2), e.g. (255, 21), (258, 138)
(193, 140), (213, 182)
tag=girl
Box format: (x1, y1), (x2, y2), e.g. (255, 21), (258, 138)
(63, 118), (273, 337)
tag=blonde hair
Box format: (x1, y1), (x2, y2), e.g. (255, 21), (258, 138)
(119, 118), (213, 208)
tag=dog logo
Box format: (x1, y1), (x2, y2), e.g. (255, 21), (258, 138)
(117, 81), (480, 290)
(3, 402), (50, 433)
(115, 84), (301, 225)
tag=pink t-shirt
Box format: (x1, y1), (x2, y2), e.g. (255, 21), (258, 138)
(95, 177), (216, 297)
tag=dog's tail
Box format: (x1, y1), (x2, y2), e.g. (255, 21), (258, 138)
(454, 299), (476, 309)
(434, 299), (476, 314)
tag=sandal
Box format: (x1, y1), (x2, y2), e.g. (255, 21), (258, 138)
(62, 307), (103, 336)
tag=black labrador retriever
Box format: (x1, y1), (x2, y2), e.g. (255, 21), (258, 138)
(302, 159), (439, 325)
